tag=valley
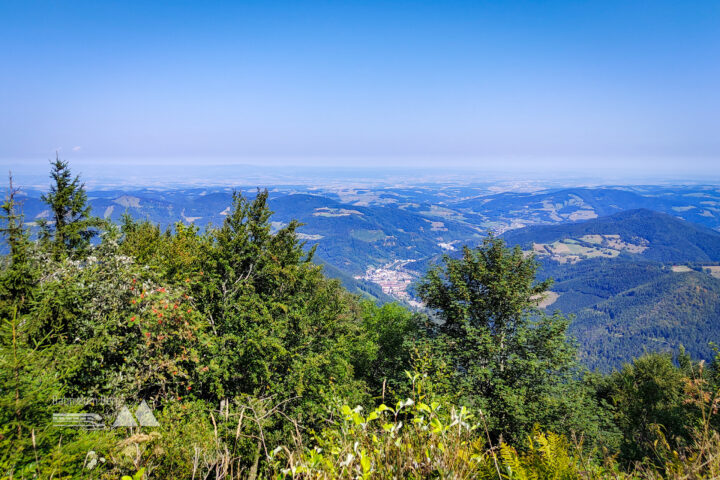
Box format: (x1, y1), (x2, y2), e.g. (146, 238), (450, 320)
(8, 181), (720, 370)
(355, 260), (422, 307)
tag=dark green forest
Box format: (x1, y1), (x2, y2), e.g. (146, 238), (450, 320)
(500, 213), (720, 371)
(3, 161), (720, 479)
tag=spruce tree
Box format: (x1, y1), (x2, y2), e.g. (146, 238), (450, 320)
(0, 307), (63, 475)
(0, 176), (63, 475)
(39, 154), (100, 258)
(0, 174), (36, 315)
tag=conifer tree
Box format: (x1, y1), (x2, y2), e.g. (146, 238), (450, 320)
(0, 177), (62, 474)
(0, 174), (36, 314)
(38, 154), (100, 258)
(0, 307), (62, 474)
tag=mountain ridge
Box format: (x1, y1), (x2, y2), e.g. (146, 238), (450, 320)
(503, 208), (720, 264)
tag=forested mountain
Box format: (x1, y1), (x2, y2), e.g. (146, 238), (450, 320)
(570, 271), (720, 370)
(537, 258), (668, 312)
(267, 194), (480, 275)
(499, 209), (720, 370)
(503, 208), (720, 263)
(9, 183), (720, 369)
(457, 188), (659, 220)
(455, 186), (720, 231)
(9, 184), (720, 281)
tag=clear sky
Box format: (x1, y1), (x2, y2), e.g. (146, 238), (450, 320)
(1, 0), (719, 174)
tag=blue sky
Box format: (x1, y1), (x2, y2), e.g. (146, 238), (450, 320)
(1, 0), (719, 173)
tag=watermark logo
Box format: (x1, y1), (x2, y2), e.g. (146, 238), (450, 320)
(52, 398), (159, 429)
(52, 413), (105, 429)
(112, 400), (159, 427)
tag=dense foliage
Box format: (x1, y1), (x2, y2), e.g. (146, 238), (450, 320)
(416, 238), (604, 445)
(1, 161), (720, 479)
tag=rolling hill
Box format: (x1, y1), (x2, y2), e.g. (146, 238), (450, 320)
(452, 187), (720, 232)
(457, 188), (661, 220)
(500, 209), (720, 370)
(268, 194), (481, 275)
(8, 182), (720, 344)
(503, 209), (720, 264)
(570, 271), (720, 371)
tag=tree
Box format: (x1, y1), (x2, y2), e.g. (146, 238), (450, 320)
(417, 234), (599, 443)
(596, 353), (694, 464)
(171, 191), (371, 422)
(0, 307), (66, 477)
(38, 154), (100, 258)
(0, 173), (36, 313)
(354, 300), (422, 400)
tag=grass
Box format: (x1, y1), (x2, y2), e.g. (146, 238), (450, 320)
(350, 229), (387, 242)
(536, 291), (560, 309)
(672, 265), (693, 273)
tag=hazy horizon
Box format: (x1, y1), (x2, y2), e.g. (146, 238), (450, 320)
(4, 157), (720, 191)
(2, 0), (719, 175)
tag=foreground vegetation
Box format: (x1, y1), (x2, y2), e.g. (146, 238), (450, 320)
(2, 159), (720, 478)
